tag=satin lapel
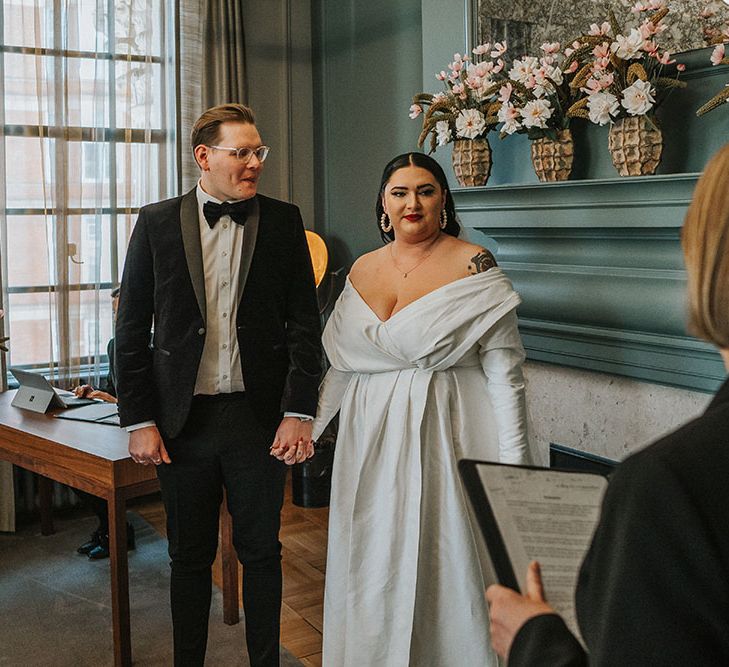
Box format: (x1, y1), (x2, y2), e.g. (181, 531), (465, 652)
(179, 188), (206, 323)
(237, 196), (260, 300)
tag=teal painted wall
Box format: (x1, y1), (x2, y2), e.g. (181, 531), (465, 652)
(312, 0), (424, 267)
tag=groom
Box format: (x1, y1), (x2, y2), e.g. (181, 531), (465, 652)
(115, 103), (322, 666)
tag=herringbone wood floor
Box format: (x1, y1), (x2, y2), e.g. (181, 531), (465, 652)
(134, 471), (328, 666)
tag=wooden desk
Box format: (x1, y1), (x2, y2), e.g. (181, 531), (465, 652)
(0, 391), (240, 666)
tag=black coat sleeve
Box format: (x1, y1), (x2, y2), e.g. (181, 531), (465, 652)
(508, 614), (587, 667)
(279, 209), (323, 416)
(573, 451), (729, 667)
(114, 209), (156, 426)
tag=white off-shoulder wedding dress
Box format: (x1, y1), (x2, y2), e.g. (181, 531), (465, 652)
(312, 268), (531, 667)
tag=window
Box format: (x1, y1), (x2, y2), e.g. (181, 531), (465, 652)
(0, 0), (176, 377)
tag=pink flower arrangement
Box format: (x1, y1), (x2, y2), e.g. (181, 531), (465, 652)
(411, 42), (512, 151)
(566, 3), (686, 127)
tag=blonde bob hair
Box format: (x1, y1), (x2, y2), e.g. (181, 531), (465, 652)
(682, 143), (729, 349)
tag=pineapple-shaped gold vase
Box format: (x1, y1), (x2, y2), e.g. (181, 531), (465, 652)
(451, 138), (492, 187)
(530, 129), (574, 182)
(607, 115), (662, 177)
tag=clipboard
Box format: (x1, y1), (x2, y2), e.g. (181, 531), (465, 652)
(458, 459), (609, 641)
(55, 402), (120, 426)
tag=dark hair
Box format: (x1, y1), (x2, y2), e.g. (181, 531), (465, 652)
(375, 152), (460, 243)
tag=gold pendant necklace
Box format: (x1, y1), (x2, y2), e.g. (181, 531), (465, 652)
(389, 238), (440, 278)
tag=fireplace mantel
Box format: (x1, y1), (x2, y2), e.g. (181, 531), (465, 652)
(453, 173), (724, 393)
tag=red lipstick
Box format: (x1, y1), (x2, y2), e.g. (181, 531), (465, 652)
(404, 214), (422, 221)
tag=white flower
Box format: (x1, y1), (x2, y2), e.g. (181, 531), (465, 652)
(497, 102), (521, 135)
(541, 41), (560, 55)
(509, 56), (539, 84)
(498, 83), (513, 103)
(711, 43), (725, 66)
(621, 79), (655, 116)
(409, 104), (422, 119)
(435, 120), (452, 146)
(455, 108), (487, 139)
(588, 21), (611, 36)
(611, 28), (644, 59)
(520, 98), (553, 129)
(490, 41), (507, 58)
(533, 65), (563, 97)
(587, 91), (619, 125)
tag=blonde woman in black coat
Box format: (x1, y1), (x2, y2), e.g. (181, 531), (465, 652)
(486, 143), (729, 666)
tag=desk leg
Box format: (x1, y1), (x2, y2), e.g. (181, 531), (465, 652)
(37, 474), (55, 535)
(220, 500), (240, 625)
(109, 491), (132, 667)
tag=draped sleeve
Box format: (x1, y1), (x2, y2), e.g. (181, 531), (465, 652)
(479, 309), (531, 464)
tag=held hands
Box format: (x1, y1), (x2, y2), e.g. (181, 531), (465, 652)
(73, 384), (118, 404)
(129, 425), (171, 466)
(485, 561), (556, 659)
(270, 417), (314, 465)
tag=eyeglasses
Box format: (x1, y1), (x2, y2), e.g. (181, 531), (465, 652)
(207, 144), (270, 164)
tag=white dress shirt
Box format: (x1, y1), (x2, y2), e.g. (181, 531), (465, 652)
(194, 183), (246, 395)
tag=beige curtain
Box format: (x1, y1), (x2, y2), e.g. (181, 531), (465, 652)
(179, 0), (248, 192)
(0, 0), (175, 529)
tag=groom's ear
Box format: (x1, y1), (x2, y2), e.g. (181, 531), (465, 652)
(193, 144), (209, 171)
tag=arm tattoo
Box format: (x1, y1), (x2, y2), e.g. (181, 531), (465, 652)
(468, 249), (497, 274)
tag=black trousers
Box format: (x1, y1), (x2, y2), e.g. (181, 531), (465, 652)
(157, 392), (287, 667)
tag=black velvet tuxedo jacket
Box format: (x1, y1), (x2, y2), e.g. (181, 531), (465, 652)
(115, 189), (322, 439)
(508, 377), (729, 666)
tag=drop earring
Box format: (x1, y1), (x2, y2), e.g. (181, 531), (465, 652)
(440, 208), (447, 230)
(380, 212), (393, 233)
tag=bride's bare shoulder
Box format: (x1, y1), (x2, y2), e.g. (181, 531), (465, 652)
(349, 246), (389, 283)
(444, 237), (498, 275)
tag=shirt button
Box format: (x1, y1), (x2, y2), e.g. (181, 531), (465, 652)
(222, 374), (228, 380)
(223, 223), (228, 229)
(221, 281), (228, 288)
(222, 343), (227, 349)
(222, 312), (228, 318)
(222, 251), (228, 257)
(198, 327), (205, 335)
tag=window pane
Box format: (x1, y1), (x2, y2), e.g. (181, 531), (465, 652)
(68, 215), (113, 284)
(5, 136), (55, 208)
(2, 0), (54, 50)
(67, 57), (112, 127)
(117, 142), (161, 207)
(113, 1), (163, 57)
(6, 215), (52, 287)
(5, 292), (53, 367)
(72, 0), (110, 53)
(67, 142), (111, 209)
(115, 60), (163, 129)
(75, 288), (114, 361)
(3, 53), (46, 125)
(3, 53), (111, 127)
(5, 289), (115, 368)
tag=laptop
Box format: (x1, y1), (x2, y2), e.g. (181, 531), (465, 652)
(9, 367), (98, 414)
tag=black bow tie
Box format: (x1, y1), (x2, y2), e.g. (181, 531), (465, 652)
(203, 199), (250, 228)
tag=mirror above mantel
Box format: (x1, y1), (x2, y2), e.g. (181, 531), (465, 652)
(473, 0), (727, 58)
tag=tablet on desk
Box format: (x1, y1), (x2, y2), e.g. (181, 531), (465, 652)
(9, 367), (98, 414)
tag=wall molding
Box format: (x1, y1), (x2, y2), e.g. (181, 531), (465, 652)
(454, 173), (725, 393)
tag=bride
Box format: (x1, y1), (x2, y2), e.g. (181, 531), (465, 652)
(279, 151), (531, 665)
